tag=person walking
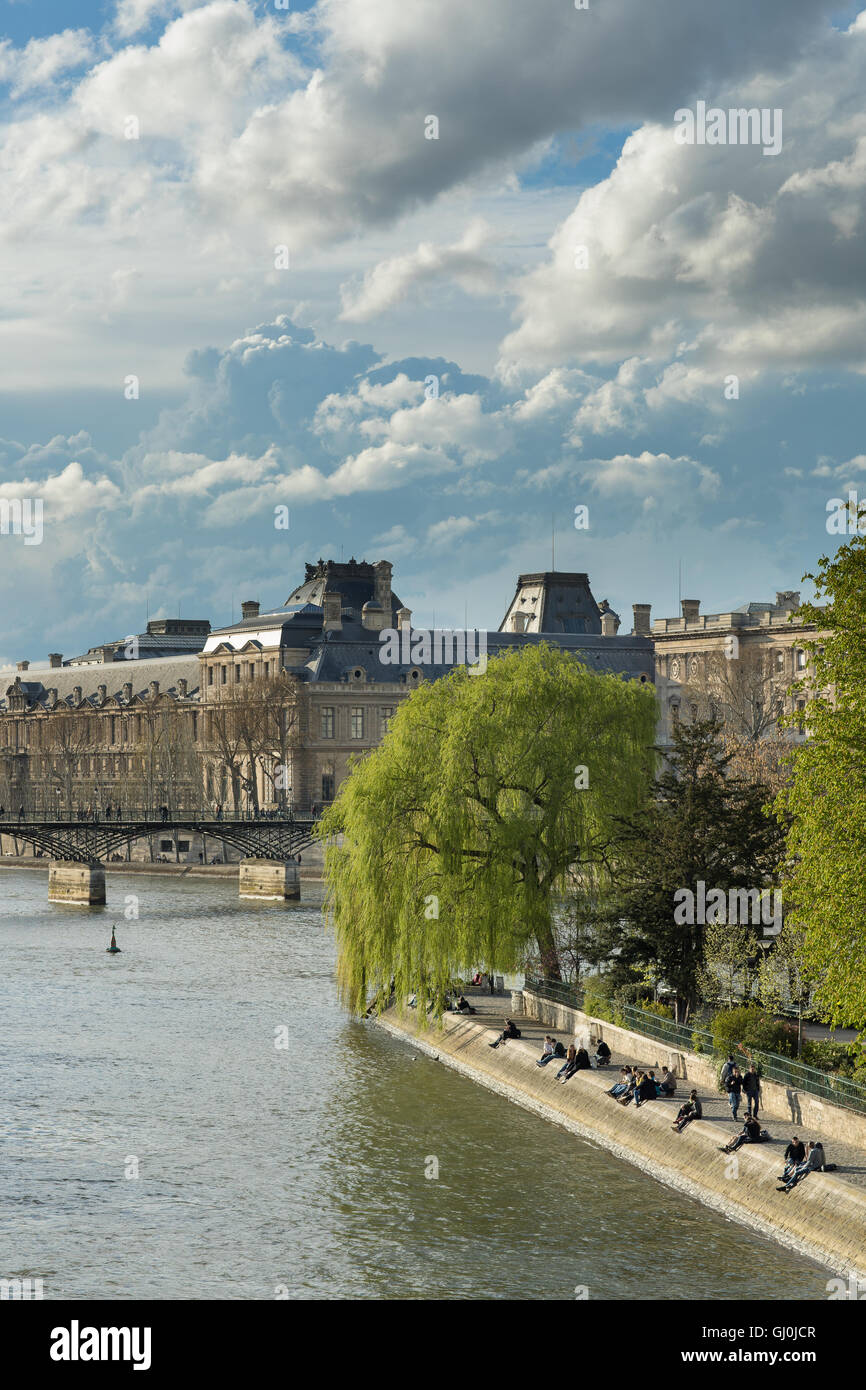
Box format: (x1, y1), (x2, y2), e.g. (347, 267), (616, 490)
(725, 1065), (743, 1122)
(17, 804), (25, 823)
(743, 1063), (761, 1119)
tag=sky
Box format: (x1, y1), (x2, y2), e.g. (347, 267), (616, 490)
(0, 0), (865, 664)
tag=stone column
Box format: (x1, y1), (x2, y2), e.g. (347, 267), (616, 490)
(238, 858), (300, 901)
(48, 860), (106, 905)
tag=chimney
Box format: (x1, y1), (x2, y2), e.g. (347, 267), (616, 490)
(598, 600), (621, 636)
(16, 660), (29, 671)
(632, 604), (651, 636)
(123, 682), (133, 703)
(373, 560), (393, 615)
(361, 601), (387, 632)
(73, 685), (82, 705)
(48, 653), (63, 668)
(177, 678), (188, 697)
(681, 599), (700, 623)
(241, 600), (260, 620)
(149, 680), (160, 699)
(396, 606), (412, 630)
(323, 592), (343, 632)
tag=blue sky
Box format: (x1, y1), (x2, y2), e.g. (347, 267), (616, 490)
(1, 0), (865, 664)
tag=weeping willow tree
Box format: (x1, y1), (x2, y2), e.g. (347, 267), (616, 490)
(319, 642), (657, 1016)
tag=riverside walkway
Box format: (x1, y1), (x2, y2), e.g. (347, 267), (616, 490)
(455, 990), (866, 1192)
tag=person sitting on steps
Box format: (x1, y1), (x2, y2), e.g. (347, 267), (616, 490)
(719, 1114), (764, 1153)
(594, 1039), (612, 1067)
(657, 1067), (677, 1097)
(560, 1046), (591, 1083)
(633, 1071), (658, 1107)
(488, 1019), (520, 1049)
(672, 1091), (702, 1132)
(606, 1067), (633, 1098)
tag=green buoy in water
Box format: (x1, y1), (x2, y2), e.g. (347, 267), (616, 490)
(106, 928), (121, 954)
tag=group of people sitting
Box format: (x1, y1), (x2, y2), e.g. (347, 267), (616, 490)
(606, 1064), (677, 1106)
(777, 1137), (830, 1192)
(534, 1035), (611, 1077)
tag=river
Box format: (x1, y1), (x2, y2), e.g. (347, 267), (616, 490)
(0, 869), (829, 1300)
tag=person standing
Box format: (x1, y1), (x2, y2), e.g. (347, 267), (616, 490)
(726, 1065), (743, 1121)
(743, 1063), (761, 1118)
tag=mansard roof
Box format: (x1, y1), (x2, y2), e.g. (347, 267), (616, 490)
(305, 630), (653, 685)
(0, 655), (200, 712)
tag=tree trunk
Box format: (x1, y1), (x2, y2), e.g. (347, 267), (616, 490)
(535, 920), (562, 982)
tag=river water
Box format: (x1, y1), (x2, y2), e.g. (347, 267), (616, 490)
(0, 869), (829, 1300)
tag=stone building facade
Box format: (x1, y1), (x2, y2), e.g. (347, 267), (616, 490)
(0, 561), (819, 862)
(643, 591), (818, 745)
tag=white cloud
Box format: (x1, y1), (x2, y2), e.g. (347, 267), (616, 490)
(0, 461), (121, 518)
(0, 30), (96, 96)
(501, 19), (866, 390)
(339, 218), (498, 322)
(582, 450), (720, 504)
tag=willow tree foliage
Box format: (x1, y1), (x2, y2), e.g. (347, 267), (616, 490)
(776, 538), (866, 1030)
(318, 643), (657, 1016)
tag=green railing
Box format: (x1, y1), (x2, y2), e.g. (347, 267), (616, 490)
(523, 975), (866, 1117)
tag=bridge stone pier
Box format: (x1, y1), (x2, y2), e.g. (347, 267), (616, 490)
(48, 860), (106, 906)
(238, 858), (301, 901)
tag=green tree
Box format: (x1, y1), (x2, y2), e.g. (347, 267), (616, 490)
(697, 919), (762, 1010)
(757, 919), (818, 1057)
(319, 644), (657, 1016)
(602, 719), (786, 1023)
(776, 537), (866, 1029)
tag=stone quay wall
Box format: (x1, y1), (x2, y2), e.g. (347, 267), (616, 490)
(377, 1007), (866, 1280)
(519, 986), (866, 1150)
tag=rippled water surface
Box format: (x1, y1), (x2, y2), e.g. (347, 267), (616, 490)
(0, 869), (829, 1300)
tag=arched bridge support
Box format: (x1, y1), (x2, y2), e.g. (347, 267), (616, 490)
(48, 860), (106, 906)
(238, 858), (301, 901)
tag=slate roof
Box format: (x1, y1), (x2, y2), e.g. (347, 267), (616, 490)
(0, 655), (201, 710)
(499, 572), (604, 635)
(306, 630), (653, 684)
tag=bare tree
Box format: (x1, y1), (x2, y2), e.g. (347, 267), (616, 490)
(683, 647), (789, 742)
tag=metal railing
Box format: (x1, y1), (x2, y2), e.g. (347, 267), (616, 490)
(523, 975), (866, 1116)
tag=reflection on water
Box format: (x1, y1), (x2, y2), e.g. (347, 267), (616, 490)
(0, 870), (829, 1300)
